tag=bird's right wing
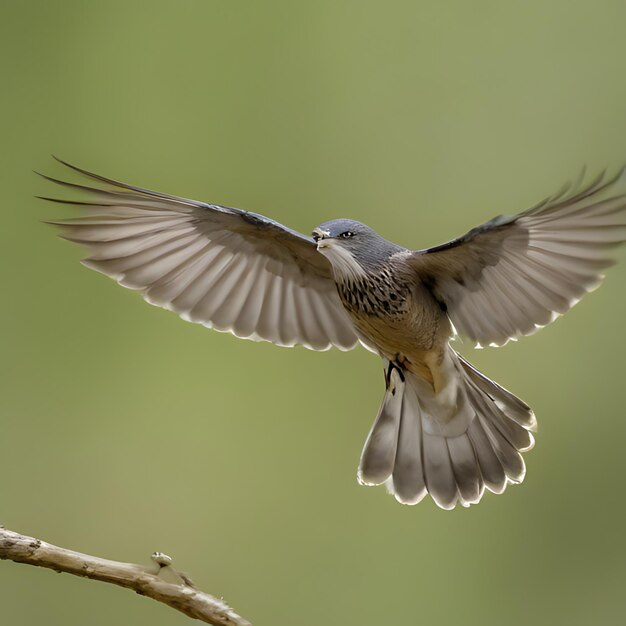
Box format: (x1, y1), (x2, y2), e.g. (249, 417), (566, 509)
(42, 159), (360, 351)
(409, 170), (626, 347)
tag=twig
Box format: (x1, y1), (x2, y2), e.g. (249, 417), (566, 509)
(0, 527), (251, 626)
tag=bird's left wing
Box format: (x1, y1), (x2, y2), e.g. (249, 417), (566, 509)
(409, 170), (626, 347)
(41, 159), (360, 351)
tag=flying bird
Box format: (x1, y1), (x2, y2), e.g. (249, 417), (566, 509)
(41, 159), (626, 509)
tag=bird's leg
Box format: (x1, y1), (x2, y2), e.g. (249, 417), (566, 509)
(384, 357), (406, 393)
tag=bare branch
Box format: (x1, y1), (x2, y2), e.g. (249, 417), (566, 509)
(0, 527), (251, 626)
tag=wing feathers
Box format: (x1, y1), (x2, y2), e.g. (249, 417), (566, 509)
(44, 161), (359, 351)
(230, 257), (270, 339)
(411, 171), (625, 346)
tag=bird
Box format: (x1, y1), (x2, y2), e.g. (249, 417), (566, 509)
(40, 158), (626, 509)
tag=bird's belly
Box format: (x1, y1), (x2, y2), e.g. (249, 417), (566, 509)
(350, 310), (435, 356)
(336, 274), (450, 361)
(341, 298), (441, 356)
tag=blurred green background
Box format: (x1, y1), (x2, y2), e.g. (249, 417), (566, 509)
(1, 1), (625, 625)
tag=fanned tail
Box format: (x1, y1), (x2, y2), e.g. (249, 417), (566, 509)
(358, 350), (536, 509)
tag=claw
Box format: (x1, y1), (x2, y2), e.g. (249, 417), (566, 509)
(384, 359), (405, 392)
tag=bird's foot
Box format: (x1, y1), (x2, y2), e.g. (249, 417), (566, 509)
(384, 358), (406, 392)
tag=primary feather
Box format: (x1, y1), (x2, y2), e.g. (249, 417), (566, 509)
(42, 159), (360, 352)
(410, 169), (626, 347)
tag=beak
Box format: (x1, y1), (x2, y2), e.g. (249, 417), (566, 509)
(312, 229), (331, 249)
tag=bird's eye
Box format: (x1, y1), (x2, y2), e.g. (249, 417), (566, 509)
(339, 231), (355, 239)
(312, 232), (320, 242)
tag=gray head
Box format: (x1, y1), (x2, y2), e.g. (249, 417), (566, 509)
(312, 219), (404, 278)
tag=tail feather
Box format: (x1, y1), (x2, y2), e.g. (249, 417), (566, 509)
(390, 386), (427, 505)
(486, 407), (534, 452)
(478, 413), (526, 484)
(357, 351), (536, 508)
(357, 368), (404, 486)
(466, 381), (533, 455)
(457, 353), (537, 431)
(447, 434), (484, 506)
(467, 418), (507, 494)
(420, 433), (457, 509)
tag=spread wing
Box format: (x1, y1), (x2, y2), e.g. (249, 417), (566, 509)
(410, 170), (626, 347)
(41, 159), (360, 351)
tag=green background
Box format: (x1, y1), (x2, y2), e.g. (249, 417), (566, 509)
(2, 2), (625, 625)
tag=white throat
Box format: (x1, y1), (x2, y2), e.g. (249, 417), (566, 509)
(317, 241), (368, 283)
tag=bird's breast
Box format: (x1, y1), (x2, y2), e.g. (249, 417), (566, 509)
(336, 269), (409, 319)
(336, 271), (447, 357)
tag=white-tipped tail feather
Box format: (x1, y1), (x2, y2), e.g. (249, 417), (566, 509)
(358, 350), (535, 509)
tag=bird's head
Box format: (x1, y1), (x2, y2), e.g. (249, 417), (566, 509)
(312, 219), (403, 279)
(312, 218), (376, 247)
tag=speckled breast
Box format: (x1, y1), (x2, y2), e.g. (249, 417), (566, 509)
(336, 270), (446, 358)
